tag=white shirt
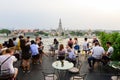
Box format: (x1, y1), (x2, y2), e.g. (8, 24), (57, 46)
(13, 41), (18, 46)
(107, 46), (114, 57)
(68, 49), (76, 59)
(82, 41), (89, 50)
(92, 46), (105, 59)
(0, 54), (17, 74)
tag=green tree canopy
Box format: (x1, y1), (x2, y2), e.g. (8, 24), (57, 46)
(0, 29), (11, 34)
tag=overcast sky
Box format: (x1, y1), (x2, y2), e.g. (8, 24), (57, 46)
(0, 0), (120, 30)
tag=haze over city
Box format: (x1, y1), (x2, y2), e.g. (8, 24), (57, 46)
(0, 0), (120, 30)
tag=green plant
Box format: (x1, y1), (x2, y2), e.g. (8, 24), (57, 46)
(99, 32), (120, 61)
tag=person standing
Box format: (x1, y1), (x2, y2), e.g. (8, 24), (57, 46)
(74, 38), (80, 51)
(68, 38), (73, 48)
(20, 39), (31, 72)
(26, 36), (31, 45)
(7, 39), (15, 48)
(13, 37), (18, 46)
(37, 37), (48, 64)
(16, 35), (24, 51)
(30, 40), (39, 64)
(51, 38), (59, 56)
(82, 38), (89, 57)
(92, 37), (99, 46)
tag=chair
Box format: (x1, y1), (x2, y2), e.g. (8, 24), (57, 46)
(94, 59), (102, 71)
(69, 63), (87, 80)
(111, 76), (120, 80)
(70, 74), (86, 80)
(42, 69), (57, 80)
(68, 51), (82, 73)
(68, 62), (82, 74)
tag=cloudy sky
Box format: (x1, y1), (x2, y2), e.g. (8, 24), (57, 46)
(0, 0), (120, 30)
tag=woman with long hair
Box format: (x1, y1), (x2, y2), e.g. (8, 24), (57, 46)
(58, 44), (66, 60)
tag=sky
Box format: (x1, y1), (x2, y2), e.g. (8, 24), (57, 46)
(0, 0), (120, 30)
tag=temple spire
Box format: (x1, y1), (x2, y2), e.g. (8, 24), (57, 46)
(59, 18), (62, 29)
(57, 18), (63, 35)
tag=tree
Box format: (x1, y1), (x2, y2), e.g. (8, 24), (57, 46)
(0, 29), (11, 36)
(34, 33), (39, 37)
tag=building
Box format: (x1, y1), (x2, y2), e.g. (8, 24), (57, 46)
(57, 18), (63, 36)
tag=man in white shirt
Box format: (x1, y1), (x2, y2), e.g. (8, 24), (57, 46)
(102, 42), (114, 65)
(0, 48), (18, 79)
(83, 38), (89, 51)
(82, 38), (89, 58)
(88, 42), (105, 69)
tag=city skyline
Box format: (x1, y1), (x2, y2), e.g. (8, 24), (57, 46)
(0, 0), (120, 30)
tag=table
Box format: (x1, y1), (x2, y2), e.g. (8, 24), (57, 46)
(52, 60), (74, 80)
(109, 61), (120, 80)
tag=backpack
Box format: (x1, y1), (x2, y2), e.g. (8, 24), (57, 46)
(74, 45), (80, 50)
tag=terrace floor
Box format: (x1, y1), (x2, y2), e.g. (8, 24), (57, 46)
(15, 53), (119, 80)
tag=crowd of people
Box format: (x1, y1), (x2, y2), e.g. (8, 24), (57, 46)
(56, 37), (114, 69)
(0, 35), (114, 80)
(0, 35), (48, 80)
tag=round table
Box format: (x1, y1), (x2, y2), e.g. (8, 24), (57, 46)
(52, 60), (74, 80)
(52, 60), (74, 70)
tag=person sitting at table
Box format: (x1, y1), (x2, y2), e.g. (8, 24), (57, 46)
(88, 42), (105, 69)
(57, 44), (66, 60)
(66, 45), (76, 66)
(102, 42), (114, 65)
